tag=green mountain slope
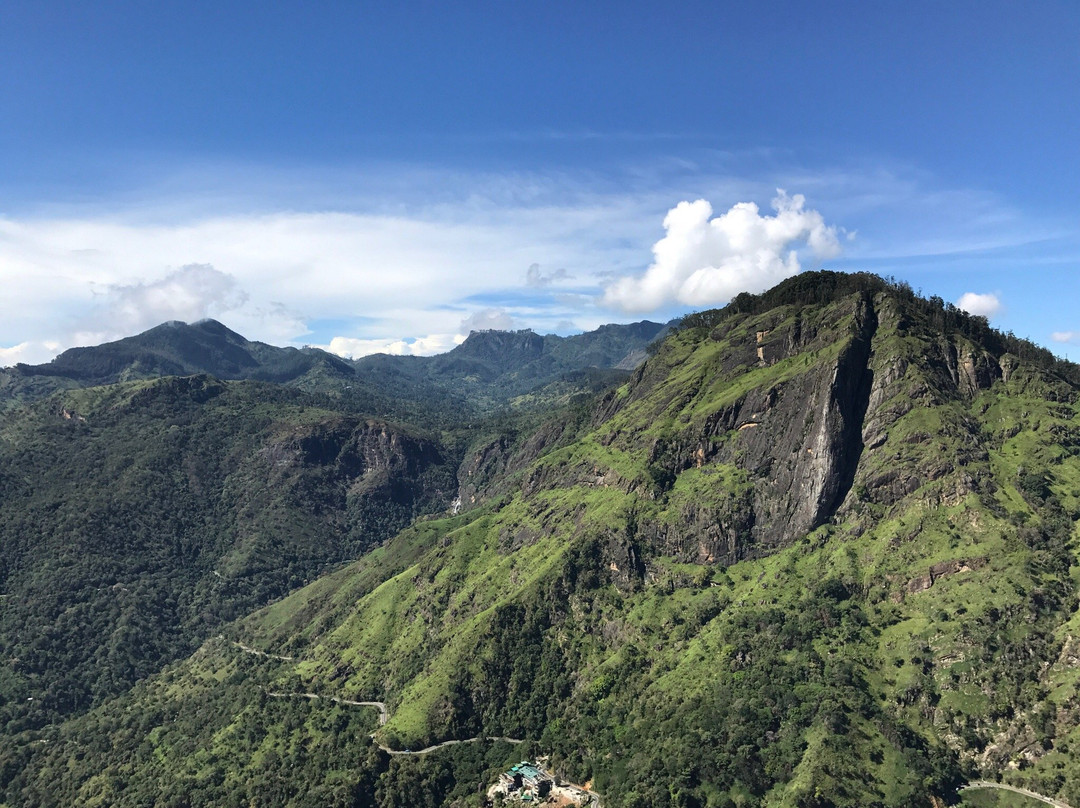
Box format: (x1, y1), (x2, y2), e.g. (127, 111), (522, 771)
(5, 273), (1080, 807)
(0, 376), (457, 731)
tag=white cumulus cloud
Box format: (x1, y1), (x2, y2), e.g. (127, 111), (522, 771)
(602, 189), (842, 312)
(1052, 331), (1079, 344)
(956, 292), (1001, 318)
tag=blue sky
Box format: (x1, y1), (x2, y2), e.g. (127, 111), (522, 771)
(1, 0), (1078, 363)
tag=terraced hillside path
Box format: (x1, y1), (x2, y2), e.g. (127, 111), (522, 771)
(960, 781), (1074, 808)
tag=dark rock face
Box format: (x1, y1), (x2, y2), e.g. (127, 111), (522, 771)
(672, 292), (879, 552)
(251, 416), (457, 560)
(734, 293), (876, 549)
(586, 284), (1043, 566)
(601, 528), (648, 592)
(457, 418), (577, 509)
(891, 556), (989, 601)
(647, 489), (754, 567)
(262, 417), (451, 504)
(457, 434), (515, 508)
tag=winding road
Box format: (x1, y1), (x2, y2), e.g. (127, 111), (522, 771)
(260, 689), (525, 756)
(375, 735), (525, 756)
(960, 781), (1074, 808)
(263, 690), (388, 725)
(563, 779), (603, 808)
(243, 631), (1066, 808)
(234, 638), (595, 801)
(231, 640), (294, 662)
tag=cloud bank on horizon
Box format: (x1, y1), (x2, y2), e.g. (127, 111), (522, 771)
(1, 165), (1072, 368)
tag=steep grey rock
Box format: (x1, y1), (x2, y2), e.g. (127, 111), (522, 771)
(689, 292), (879, 551)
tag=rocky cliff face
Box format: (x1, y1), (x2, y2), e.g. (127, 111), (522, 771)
(455, 417), (582, 509)
(265, 418), (447, 485)
(701, 291), (876, 550)
(577, 278), (1066, 569)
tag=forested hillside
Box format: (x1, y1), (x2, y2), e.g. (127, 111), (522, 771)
(0, 376), (458, 732)
(0, 317), (664, 735)
(4, 273), (1080, 807)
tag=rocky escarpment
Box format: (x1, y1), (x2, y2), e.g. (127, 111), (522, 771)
(581, 281), (1038, 565)
(588, 291), (880, 556)
(708, 292), (877, 550)
(455, 416), (585, 510)
(264, 418), (447, 484)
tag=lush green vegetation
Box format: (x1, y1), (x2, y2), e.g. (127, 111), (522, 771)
(0, 376), (458, 732)
(959, 790), (1051, 807)
(683, 270), (1080, 384)
(0, 637), (527, 808)
(5, 275), (1080, 807)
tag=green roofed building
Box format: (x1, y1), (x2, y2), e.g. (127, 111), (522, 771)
(500, 761), (552, 800)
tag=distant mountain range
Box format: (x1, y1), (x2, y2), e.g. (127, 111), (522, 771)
(0, 318), (670, 423)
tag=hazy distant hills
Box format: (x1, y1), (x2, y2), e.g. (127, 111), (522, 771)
(0, 318), (669, 423)
(6, 273), (1080, 807)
